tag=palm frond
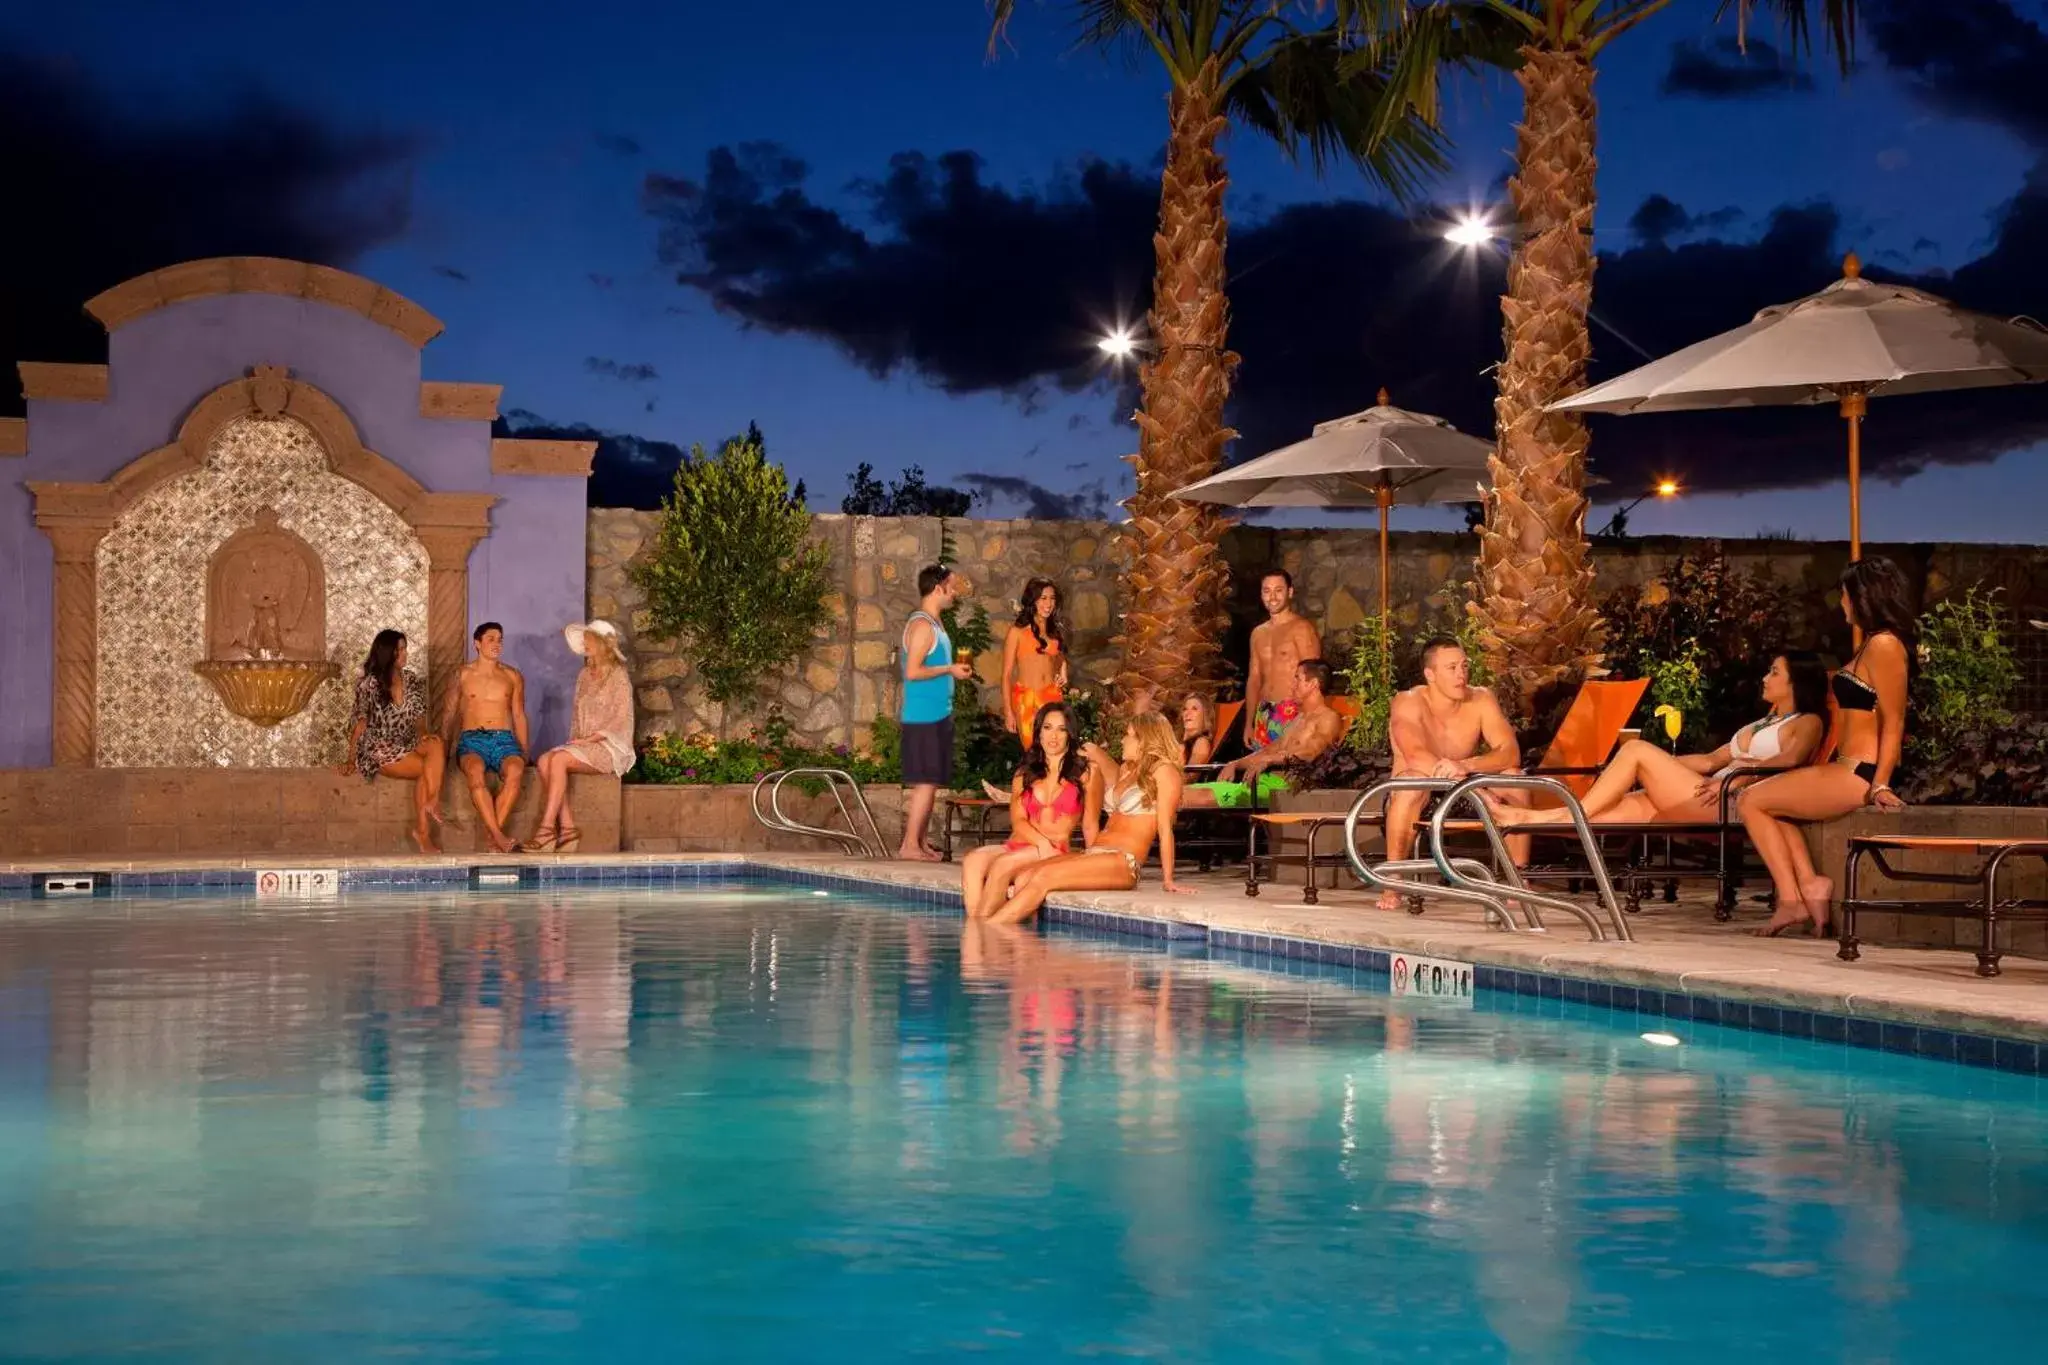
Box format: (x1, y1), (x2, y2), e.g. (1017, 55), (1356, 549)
(1338, 2), (1525, 153)
(1716, 0), (1859, 73)
(1224, 29), (1454, 202)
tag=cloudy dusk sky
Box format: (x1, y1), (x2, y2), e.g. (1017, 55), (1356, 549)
(7, 0), (2048, 540)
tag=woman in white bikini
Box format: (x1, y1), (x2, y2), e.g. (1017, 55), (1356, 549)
(1740, 559), (1914, 937)
(988, 711), (1189, 924)
(1501, 651), (1829, 827)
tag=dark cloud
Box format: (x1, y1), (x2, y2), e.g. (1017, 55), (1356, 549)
(1661, 36), (1815, 98)
(958, 472), (1116, 520)
(0, 53), (413, 414)
(585, 356), (660, 382)
(647, 139), (2048, 499)
(431, 264), (470, 282)
(645, 143), (1157, 401)
(497, 409), (686, 510)
(1627, 194), (1744, 246)
(1868, 0), (2048, 145)
(595, 131), (644, 156)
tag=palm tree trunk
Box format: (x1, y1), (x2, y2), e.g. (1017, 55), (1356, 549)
(1116, 58), (1238, 708)
(1475, 42), (1605, 716)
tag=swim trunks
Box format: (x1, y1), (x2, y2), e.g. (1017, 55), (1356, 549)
(1187, 772), (1291, 809)
(456, 729), (522, 775)
(1250, 699), (1300, 748)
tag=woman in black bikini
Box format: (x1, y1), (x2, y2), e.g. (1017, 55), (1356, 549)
(1738, 558), (1914, 937)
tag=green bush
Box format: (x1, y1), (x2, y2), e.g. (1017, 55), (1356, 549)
(1599, 553), (1793, 742)
(1913, 587), (2018, 757)
(1641, 642), (1708, 752)
(633, 713), (896, 791)
(631, 431), (834, 707)
(1345, 615), (1395, 753)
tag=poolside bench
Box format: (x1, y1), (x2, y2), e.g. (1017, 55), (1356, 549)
(1838, 835), (2048, 977)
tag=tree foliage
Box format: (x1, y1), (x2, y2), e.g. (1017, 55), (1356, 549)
(632, 431), (834, 707)
(841, 462), (973, 516)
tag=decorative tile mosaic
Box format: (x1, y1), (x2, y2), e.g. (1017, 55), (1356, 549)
(97, 416), (429, 767)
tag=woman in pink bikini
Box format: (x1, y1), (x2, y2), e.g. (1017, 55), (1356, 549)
(961, 702), (1087, 918)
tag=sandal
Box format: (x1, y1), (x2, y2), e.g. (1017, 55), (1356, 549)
(520, 825), (560, 853)
(555, 825), (583, 855)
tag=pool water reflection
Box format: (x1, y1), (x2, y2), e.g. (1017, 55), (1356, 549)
(0, 884), (2044, 1362)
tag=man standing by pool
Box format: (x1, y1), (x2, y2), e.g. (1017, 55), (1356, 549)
(443, 621), (529, 854)
(1243, 569), (1322, 751)
(898, 565), (974, 862)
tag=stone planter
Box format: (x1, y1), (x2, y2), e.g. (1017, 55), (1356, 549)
(1260, 788), (1379, 891)
(622, 782), (907, 854)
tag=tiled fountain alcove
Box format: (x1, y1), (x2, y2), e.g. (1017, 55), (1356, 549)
(96, 415), (428, 767)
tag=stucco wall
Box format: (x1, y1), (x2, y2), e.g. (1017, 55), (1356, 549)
(1, 291), (586, 766)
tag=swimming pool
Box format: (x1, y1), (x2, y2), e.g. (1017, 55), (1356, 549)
(2, 879), (2043, 1361)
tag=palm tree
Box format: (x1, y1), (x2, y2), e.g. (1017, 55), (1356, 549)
(1359, 1), (1857, 712)
(987, 2), (1457, 706)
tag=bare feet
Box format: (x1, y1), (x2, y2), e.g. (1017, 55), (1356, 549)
(1376, 889), (1403, 912)
(1751, 903), (1814, 937)
(897, 845), (944, 863)
(489, 831), (520, 855)
(412, 821), (441, 855)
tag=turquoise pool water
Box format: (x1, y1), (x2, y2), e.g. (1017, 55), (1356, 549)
(1, 881), (2044, 1362)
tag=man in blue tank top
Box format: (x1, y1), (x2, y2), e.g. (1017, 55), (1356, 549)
(898, 564), (972, 860)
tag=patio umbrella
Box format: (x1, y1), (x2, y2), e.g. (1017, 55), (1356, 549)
(1552, 253), (2048, 559)
(1171, 390), (1493, 642)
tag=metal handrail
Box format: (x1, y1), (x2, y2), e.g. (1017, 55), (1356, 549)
(1428, 775), (1632, 942)
(1341, 778), (1522, 932)
(750, 768), (889, 858)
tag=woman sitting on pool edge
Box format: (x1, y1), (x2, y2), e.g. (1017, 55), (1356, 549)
(1493, 651), (1830, 828)
(337, 628), (447, 853)
(960, 702), (1088, 917)
(988, 711), (1190, 924)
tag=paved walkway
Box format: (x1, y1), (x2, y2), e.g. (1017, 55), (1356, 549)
(5, 848), (2045, 1045)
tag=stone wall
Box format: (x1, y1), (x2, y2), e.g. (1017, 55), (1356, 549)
(589, 511), (2048, 749)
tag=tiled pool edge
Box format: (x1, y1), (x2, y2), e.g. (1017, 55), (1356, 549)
(2, 853), (2042, 1077)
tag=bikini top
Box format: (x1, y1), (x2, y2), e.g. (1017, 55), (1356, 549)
(1831, 632), (1892, 713)
(1106, 779), (1155, 817)
(1021, 779), (1081, 822)
(1024, 626), (1061, 656)
(1713, 713), (1797, 778)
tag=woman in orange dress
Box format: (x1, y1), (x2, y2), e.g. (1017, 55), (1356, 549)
(1000, 577), (1068, 746)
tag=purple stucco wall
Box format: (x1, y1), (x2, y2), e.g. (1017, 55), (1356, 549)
(0, 291), (585, 765)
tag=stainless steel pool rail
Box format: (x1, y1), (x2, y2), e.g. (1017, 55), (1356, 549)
(750, 768), (889, 859)
(1341, 774), (1632, 942)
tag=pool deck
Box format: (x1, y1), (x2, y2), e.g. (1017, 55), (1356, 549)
(5, 849), (2047, 1050)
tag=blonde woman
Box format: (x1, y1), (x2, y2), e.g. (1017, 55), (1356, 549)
(1178, 692), (1217, 767)
(989, 711), (1189, 924)
(524, 620), (635, 853)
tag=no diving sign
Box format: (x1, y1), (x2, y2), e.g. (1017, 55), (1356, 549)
(1390, 953), (1474, 1007)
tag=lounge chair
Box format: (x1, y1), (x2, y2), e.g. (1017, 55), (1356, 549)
(1838, 835), (2048, 977)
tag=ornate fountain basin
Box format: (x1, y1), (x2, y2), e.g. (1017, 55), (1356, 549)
(194, 659), (340, 727)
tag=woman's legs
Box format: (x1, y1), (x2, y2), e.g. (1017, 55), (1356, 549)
(990, 851), (1137, 925)
(977, 846), (1052, 918)
(537, 749), (602, 833)
(960, 843), (1005, 915)
(381, 734), (446, 853)
(1737, 766), (1867, 932)
(1502, 741), (1701, 826)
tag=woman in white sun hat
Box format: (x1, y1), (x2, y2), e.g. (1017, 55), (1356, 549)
(523, 619), (635, 852)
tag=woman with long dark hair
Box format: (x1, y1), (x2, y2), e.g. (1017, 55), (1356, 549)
(1499, 651), (1829, 826)
(999, 578), (1068, 745)
(961, 701), (1088, 917)
(336, 628), (446, 852)
(1739, 558), (1915, 936)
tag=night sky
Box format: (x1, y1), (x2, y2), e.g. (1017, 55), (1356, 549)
(7, 0), (2048, 541)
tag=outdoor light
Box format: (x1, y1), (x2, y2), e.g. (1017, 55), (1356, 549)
(1445, 215), (1496, 247)
(1655, 478), (1680, 497)
(1099, 329), (1137, 358)
(1640, 1031), (1681, 1047)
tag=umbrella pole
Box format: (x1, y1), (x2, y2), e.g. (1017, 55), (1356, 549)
(1377, 480), (1392, 664)
(1841, 389), (1867, 562)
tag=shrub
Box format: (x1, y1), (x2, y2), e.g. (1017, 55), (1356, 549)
(1642, 642), (1708, 752)
(1286, 742), (1392, 793)
(632, 431), (834, 707)
(1913, 587), (2019, 756)
(634, 712), (895, 791)
(1600, 552), (1793, 741)
(1345, 615), (1396, 754)
(1900, 715), (2048, 806)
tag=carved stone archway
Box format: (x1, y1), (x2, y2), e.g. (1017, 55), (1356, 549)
(27, 367), (495, 766)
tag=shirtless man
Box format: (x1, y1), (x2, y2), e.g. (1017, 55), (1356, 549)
(1184, 659), (1346, 807)
(1243, 569), (1322, 751)
(1381, 637), (1525, 909)
(442, 622), (529, 853)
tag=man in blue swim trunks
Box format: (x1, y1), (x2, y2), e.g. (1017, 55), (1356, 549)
(442, 621), (529, 853)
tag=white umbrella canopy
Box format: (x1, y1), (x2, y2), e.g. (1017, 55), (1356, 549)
(1553, 254), (2048, 556)
(1172, 390), (1494, 641)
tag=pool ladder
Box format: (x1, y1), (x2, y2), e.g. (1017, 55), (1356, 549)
(750, 768), (890, 859)
(1342, 774), (1633, 942)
